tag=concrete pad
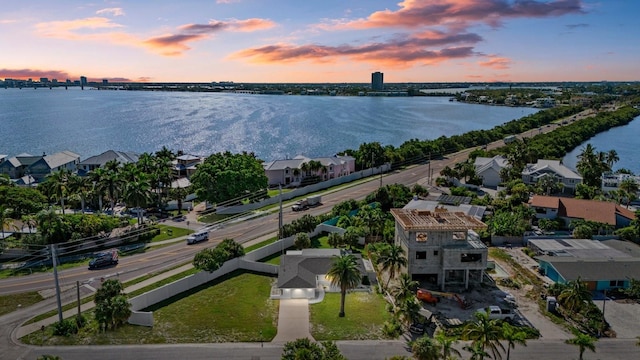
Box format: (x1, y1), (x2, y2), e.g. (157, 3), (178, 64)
(272, 299), (314, 343)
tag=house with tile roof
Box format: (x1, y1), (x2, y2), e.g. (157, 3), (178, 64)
(474, 155), (508, 188)
(78, 150), (140, 174)
(528, 195), (636, 229)
(262, 154), (355, 187)
(521, 159), (582, 193)
(391, 208), (488, 291)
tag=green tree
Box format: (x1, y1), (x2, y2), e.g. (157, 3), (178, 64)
(463, 311), (505, 360)
(463, 341), (490, 360)
(501, 322), (527, 360)
(36, 208), (66, 244)
(565, 333), (597, 360)
(377, 244), (408, 289)
(391, 273), (419, 304)
(44, 169), (71, 215)
(434, 331), (461, 360)
(67, 174), (91, 214)
(190, 151), (268, 205)
(193, 238), (244, 272)
(327, 254), (361, 317)
(121, 173), (152, 224)
(327, 232), (343, 248)
(411, 335), (441, 360)
(0, 185), (47, 217)
(0, 206), (15, 239)
(619, 178), (639, 207)
(294, 232), (311, 250)
(281, 338), (346, 360)
(558, 277), (592, 315)
(94, 279), (131, 330)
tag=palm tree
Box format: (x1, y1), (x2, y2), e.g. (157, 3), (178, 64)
(0, 206), (15, 239)
(21, 214), (37, 234)
(67, 173), (91, 213)
(605, 149), (619, 169)
(463, 341), (490, 360)
(619, 178), (639, 207)
(36, 207), (64, 244)
(391, 273), (419, 304)
(501, 322), (527, 360)
(463, 311), (505, 360)
(44, 168), (71, 215)
(558, 277), (592, 315)
(377, 244), (408, 289)
(170, 186), (189, 214)
(565, 333), (597, 360)
(411, 335), (441, 360)
(434, 331), (461, 360)
(326, 254), (361, 317)
(122, 176), (152, 224)
(327, 232), (343, 248)
(95, 160), (124, 215)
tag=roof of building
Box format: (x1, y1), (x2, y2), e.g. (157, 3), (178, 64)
(403, 199), (486, 220)
(263, 158), (306, 171)
(390, 208), (487, 231)
(537, 256), (640, 282)
(277, 249), (344, 289)
(528, 238), (631, 258)
(263, 154), (354, 171)
(474, 155), (509, 173)
(79, 150), (139, 166)
(522, 159), (582, 180)
(41, 151), (80, 169)
(529, 195), (636, 225)
(171, 177), (191, 188)
(176, 154), (201, 161)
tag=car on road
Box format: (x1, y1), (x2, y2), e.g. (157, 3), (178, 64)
(88, 249), (119, 270)
(186, 230), (209, 245)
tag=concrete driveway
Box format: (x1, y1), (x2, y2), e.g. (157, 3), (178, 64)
(272, 299), (314, 343)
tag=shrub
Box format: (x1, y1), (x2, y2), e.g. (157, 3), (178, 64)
(52, 318), (77, 336)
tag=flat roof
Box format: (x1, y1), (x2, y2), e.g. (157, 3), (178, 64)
(529, 238), (631, 259)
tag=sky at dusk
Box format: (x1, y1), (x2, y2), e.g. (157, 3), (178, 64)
(1, 0), (638, 83)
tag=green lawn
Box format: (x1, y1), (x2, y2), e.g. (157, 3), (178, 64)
(23, 271), (279, 345)
(0, 292), (44, 317)
(244, 237), (278, 252)
(310, 292), (391, 341)
(151, 225), (193, 243)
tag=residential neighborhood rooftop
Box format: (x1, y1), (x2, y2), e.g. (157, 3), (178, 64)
(390, 208), (487, 231)
(529, 195), (636, 226)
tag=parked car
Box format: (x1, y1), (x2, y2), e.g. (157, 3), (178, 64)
(476, 305), (516, 322)
(88, 249), (119, 270)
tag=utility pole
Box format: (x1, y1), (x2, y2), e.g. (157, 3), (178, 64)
(51, 244), (63, 323)
(278, 184), (283, 241)
(600, 289), (607, 337)
(427, 152), (431, 185)
(76, 281), (81, 317)
(371, 152), (374, 176)
(379, 163), (383, 188)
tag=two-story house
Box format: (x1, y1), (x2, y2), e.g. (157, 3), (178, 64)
(77, 150), (140, 175)
(390, 208), (488, 291)
(601, 173), (640, 197)
(263, 154), (355, 187)
(173, 154), (203, 179)
(0, 153), (41, 179)
(27, 151), (80, 182)
(521, 159), (582, 193)
(474, 155), (509, 188)
(528, 195), (635, 229)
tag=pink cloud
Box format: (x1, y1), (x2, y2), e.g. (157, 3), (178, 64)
(0, 68), (133, 82)
(479, 56), (512, 69)
(96, 8), (125, 17)
(232, 30), (481, 67)
(331, 0), (585, 30)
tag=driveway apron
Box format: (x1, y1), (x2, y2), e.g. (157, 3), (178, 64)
(272, 298), (314, 342)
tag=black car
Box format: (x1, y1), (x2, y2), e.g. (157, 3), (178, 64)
(88, 250), (119, 269)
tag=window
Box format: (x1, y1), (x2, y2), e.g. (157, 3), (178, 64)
(416, 251), (426, 260)
(609, 280), (624, 287)
(433, 251), (439, 256)
(461, 253), (482, 262)
(416, 232), (428, 242)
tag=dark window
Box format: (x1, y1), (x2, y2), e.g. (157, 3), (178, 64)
(416, 251), (427, 260)
(433, 251), (439, 256)
(461, 253), (482, 262)
(609, 280), (624, 287)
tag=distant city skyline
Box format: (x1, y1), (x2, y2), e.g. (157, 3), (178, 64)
(1, 1), (638, 83)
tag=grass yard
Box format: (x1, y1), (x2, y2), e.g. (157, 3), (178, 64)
(0, 292), (44, 317)
(310, 292), (391, 341)
(23, 271), (279, 345)
(151, 225), (193, 243)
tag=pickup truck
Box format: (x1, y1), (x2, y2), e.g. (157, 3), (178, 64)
(88, 249), (119, 270)
(476, 305), (516, 322)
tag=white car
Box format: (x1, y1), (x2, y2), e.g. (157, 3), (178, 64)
(186, 230), (209, 245)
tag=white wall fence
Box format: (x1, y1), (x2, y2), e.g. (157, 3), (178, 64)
(216, 164), (390, 214)
(127, 227), (328, 327)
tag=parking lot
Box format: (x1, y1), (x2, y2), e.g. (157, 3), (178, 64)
(594, 292), (640, 339)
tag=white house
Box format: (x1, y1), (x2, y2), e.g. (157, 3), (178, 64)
(601, 173), (640, 196)
(263, 154), (355, 187)
(474, 155), (508, 188)
(521, 159), (582, 193)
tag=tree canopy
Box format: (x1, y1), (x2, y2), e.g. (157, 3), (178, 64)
(190, 151), (268, 205)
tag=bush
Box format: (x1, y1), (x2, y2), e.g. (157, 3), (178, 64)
(52, 318), (78, 336)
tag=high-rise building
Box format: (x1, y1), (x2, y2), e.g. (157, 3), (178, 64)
(80, 76), (87, 86)
(371, 72), (384, 91)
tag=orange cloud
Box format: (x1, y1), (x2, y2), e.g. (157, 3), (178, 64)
(145, 18), (275, 56)
(479, 56), (512, 69)
(231, 30), (481, 67)
(0, 68), (133, 82)
(329, 0), (585, 30)
(35, 17), (125, 39)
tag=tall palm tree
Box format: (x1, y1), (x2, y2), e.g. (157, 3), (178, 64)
(434, 331), (461, 360)
(21, 214), (37, 234)
(36, 207), (64, 244)
(377, 244), (408, 289)
(501, 322), (527, 360)
(122, 176), (152, 224)
(44, 168), (71, 215)
(170, 186), (189, 215)
(411, 335), (441, 360)
(463, 311), (505, 360)
(391, 273), (418, 304)
(605, 149), (619, 169)
(100, 160), (124, 215)
(565, 333), (597, 360)
(558, 277), (592, 315)
(67, 173), (91, 213)
(326, 254), (361, 317)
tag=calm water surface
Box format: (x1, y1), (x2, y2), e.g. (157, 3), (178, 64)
(0, 87), (539, 161)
